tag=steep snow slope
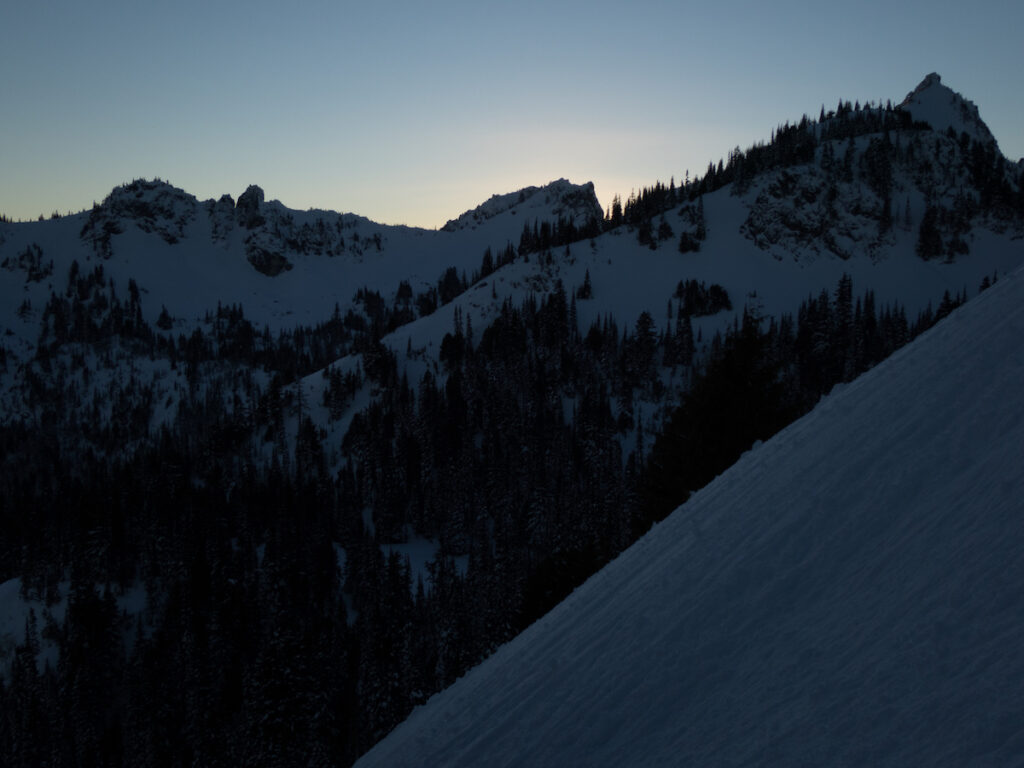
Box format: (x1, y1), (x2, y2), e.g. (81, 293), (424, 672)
(899, 72), (997, 148)
(356, 268), (1024, 767)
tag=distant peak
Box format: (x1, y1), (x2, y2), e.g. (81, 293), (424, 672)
(82, 178), (197, 249)
(899, 72), (942, 106)
(897, 72), (997, 148)
(441, 179), (601, 233)
(237, 185), (265, 209)
(104, 178), (193, 205)
(236, 185), (266, 229)
(540, 178), (575, 193)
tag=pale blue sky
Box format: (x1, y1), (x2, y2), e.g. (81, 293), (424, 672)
(2, 0), (1021, 227)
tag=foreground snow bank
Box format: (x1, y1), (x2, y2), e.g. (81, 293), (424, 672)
(357, 267), (1024, 767)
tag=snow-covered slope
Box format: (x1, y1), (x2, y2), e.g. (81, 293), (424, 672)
(899, 72), (998, 148)
(440, 178), (602, 232)
(1, 74), (1023, 764)
(2, 77), (1021, 481)
(740, 73), (1021, 264)
(0, 177), (597, 340)
(356, 267), (1024, 767)
(1, 74), (1018, 375)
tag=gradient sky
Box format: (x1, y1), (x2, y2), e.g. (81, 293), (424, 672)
(2, 0), (1021, 228)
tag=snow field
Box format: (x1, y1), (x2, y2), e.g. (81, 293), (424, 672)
(356, 266), (1024, 767)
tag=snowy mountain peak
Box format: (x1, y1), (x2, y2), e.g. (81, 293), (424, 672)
(736, 73), (1023, 264)
(236, 184), (265, 208)
(236, 184), (266, 228)
(902, 71), (943, 97)
(80, 178), (199, 251)
(898, 72), (997, 148)
(441, 179), (602, 232)
(100, 178), (199, 218)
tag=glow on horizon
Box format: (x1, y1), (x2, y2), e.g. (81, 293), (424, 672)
(2, 1), (1021, 228)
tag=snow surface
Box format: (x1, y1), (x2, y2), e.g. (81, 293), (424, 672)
(356, 267), (1024, 767)
(2, 75), (1022, 686)
(441, 179), (602, 232)
(899, 72), (997, 148)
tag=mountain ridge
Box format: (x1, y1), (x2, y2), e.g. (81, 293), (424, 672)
(441, 179), (602, 232)
(1, 74), (1021, 462)
(0, 72), (1022, 766)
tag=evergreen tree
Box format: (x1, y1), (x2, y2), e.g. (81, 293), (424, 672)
(916, 205), (944, 260)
